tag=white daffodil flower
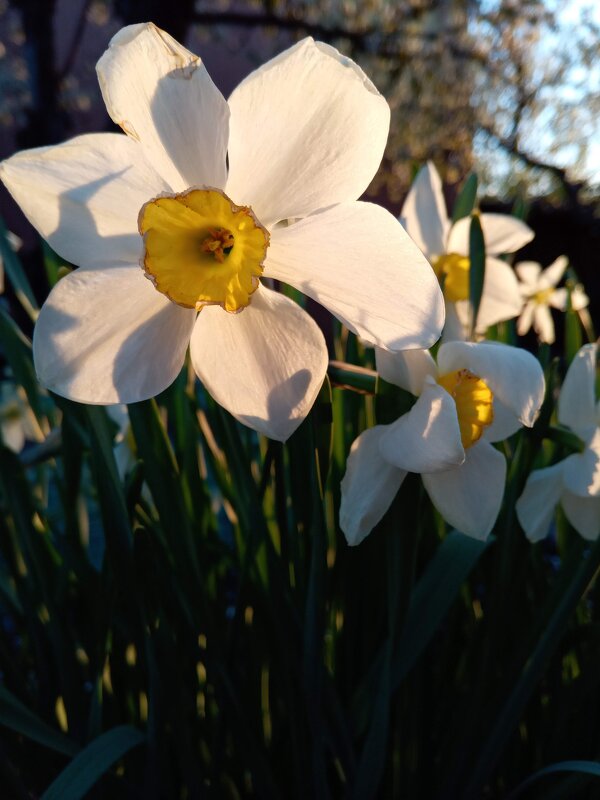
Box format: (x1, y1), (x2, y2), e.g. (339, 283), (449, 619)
(517, 343), (600, 541)
(0, 24), (444, 442)
(340, 341), (545, 544)
(516, 257), (589, 344)
(400, 162), (534, 340)
(0, 382), (44, 452)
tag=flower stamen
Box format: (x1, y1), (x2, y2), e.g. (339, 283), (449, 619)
(201, 227), (234, 263)
(438, 368), (494, 448)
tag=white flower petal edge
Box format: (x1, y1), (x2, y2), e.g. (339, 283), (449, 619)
(96, 22), (229, 192)
(515, 261), (542, 288)
(379, 380), (465, 472)
(558, 343), (598, 441)
(340, 426), (407, 546)
(437, 340), (544, 434)
(532, 304), (555, 345)
(422, 440), (506, 540)
(0, 133), (167, 270)
(454, 256), (523, 334)
(562, 490), (600, 541)
(33, 266), (195, 404)
(516, 463), (564, 542)
(375, 347), (437, 394)
(562, 431), (600, 497)
(538, 255), (568, 290)
(266, 202), (444, 350)
(226, 38), (390, 227)
(447, 213), (534, 256)
(189, 285), (328, 442)
(399, 161), (449, 258)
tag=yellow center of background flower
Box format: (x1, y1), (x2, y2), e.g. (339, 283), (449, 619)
(433, 252), (470, 302)
(437, 368), (494, 448)
(139, 188), (269, 313)
(533, 287), (553, 305)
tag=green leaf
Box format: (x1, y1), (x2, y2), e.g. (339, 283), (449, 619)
(464, 533), (600, 797)
(507, 760), (600, 799)
(0, 684), (79, 757)
(564, 281), (583, 364)
(451, 173), (478, 223)
(392, 530), (490, 685)
(0, 308), (46, 422)
(41, 725), (145, 800)
(328, 361), (378, 395)
(468, 214), (486, 337)
(0, 215), (38, 321)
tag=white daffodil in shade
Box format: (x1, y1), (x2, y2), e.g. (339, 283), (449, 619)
(0, 382), (45, 453)
(400, 162), (534, 339)
(0, 23), (444, 442)
(517, 343), (600, 541)
(516, 256), (589, 344)
(340, 341), (545, 544)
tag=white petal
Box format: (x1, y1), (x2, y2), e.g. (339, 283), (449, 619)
(447, 214), (534, 256)
(515, 261), (542, 288)
(96, 23), (229, 191)
(475, 257), (523, 332)
(226, 38), (390, 226)
(33, 266), (195, 403)
(375, 347), (437, 394)
(340, 426), (407, 546)
(441, 300), (468, 342)
(379, 380), (464, 472)
(558, 343), (598, 440)
(266, 202), (444, 350)
(189, 285), (327, 442)
(516, 301), (535, 336)
(562, 489), (600, 541)
(539, 256), (568, 289)
(516, 462), (564, 542)
(550, 286), (589, 312)
(422, 440), (506, 539)
(438, 340), (544, 432)
(482, 397), (526, 442)
(0, 133), (166, 269)
(533, 304), (555, 344)
(399, 162), (449, 258)
(562, 433), (600, 497)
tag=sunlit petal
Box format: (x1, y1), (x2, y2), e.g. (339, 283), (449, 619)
(189, 285), (327, 441)
(340, 426), (407, 546)
(266, 202), (444, 350)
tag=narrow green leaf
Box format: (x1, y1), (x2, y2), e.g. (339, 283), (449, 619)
(468, 214), (486, 337)
(42, 242), (73, 289)
(451, 173), (478, 223)
(0, 684), (79, 757)
(393, 530), (490, 685)
(507, 760), (600, 799)
(564, 281), (583, 364)
(0, 215), (38, 320)
(41, 725), (145, 800)
(328, 360), (378, 395)
(465, 533), (600, 797)
(0, 308), (45, 422)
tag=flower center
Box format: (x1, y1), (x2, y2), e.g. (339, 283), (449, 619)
(138, 188), (269, 313)
(533, 287), (553, 305)
(437, 368), (494, 449)
(433, 252), (470, 302)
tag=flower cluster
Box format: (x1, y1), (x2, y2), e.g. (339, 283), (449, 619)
(0, 23), (595, 546)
